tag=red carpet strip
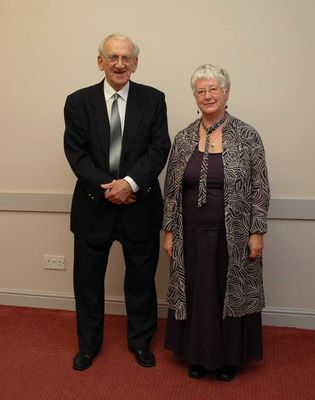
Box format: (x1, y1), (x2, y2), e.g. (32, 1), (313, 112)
(0, 305), (314, 400)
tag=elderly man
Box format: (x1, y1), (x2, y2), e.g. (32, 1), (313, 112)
(64, 34), (170, 370)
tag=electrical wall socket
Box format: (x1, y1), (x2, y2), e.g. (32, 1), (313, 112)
(43, 255), (66, 270)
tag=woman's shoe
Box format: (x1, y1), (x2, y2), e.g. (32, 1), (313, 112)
(216, 365), (237, 381)
(189, 364), (208, 379)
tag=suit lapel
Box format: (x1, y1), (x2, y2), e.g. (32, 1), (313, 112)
(122, 81), (144, 154)
(91, 80), (110, 164)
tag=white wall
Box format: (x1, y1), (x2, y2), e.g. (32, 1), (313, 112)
(0, 0), (314, 328)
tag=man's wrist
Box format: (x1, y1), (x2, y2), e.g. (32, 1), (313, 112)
(123, 176), (139, 193)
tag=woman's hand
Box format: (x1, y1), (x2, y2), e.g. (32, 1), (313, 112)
(248, 233), (264, 259)
(163, 231), (173, 257)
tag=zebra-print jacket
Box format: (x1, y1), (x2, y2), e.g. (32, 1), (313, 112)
(163, 113), (270, 320)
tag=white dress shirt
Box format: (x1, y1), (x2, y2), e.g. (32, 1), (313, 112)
(104, 80), (139, 193)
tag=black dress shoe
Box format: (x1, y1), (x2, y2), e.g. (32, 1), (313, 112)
(189, 364), (208, 379)
(216, 365), (237, 381)
(73, 352), (95, 371)
(129, 346), (155, 367)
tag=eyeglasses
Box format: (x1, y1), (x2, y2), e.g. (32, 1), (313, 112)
(102, 53), (134, 65)
(195, 86), (223, 97)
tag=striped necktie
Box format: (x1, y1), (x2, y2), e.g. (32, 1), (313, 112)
(109, 93), (122, 178)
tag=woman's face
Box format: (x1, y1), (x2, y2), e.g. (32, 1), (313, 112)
(194, 78), (229, 117)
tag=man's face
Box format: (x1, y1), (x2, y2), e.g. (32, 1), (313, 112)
(98, 38), (138, 91)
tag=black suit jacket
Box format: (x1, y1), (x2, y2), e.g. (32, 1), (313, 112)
(64, 80), (171, 243)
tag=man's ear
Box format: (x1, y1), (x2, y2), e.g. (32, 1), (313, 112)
(97, 56), (104, 71)
(131, 57), (138, 73)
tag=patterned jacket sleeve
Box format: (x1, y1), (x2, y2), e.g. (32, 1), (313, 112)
(250, 131), (270, 233)
(162, 135), (180, 232)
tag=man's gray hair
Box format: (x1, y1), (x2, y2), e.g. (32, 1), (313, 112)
(190, 64), (230, 92)
(98, 34), (140, 57)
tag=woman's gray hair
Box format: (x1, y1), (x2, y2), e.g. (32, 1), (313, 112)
(190, 64), (230, 92)
(98, 34), (140, 57)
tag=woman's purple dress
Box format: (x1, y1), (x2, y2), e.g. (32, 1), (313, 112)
(165, 150), (262, 370)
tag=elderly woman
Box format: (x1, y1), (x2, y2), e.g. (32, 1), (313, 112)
(163, 64), (270, 381)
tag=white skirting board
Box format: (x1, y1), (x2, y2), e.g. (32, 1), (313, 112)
(0, 288), (314, 330)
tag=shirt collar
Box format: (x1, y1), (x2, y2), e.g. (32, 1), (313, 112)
(104, 79), (129, 102)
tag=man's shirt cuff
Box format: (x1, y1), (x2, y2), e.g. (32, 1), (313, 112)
(124, 176), (139, 193)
